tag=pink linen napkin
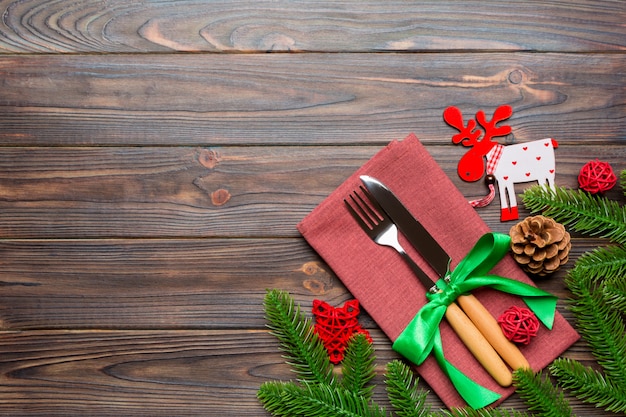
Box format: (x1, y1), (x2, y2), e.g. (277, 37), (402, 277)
(297, 134), (579, 408)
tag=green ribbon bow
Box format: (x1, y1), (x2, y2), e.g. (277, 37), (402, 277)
(392, 232), (557, 409)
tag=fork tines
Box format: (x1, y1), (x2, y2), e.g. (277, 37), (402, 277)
(344, 186), (385, 230)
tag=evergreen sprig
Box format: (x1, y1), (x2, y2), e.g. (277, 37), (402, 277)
(569, 244), (626, 316)
(570, 244), (626, 280)
(548, 255), (626, 412)
(258, 380), (387, 417)
(604, 273), (626, 314)
(550, 358), (626, 413)
(262, 289), (334, 386)
(522, 186), (626, 245)
(259, 290), (387, 416)
(385, 360), (430, 417)
(512, 368), (573, 417)
(342, 334), (377, 399)
(523, 173), (626, 413)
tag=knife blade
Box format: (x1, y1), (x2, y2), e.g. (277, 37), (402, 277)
(361, 175), (530, 372)
(360, 176), (450, 277)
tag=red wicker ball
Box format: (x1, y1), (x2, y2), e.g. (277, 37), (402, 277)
(497, 306), (539, 345)
(578, 159), (617, 194)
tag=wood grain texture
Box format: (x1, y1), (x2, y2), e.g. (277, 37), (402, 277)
(0, 236), (613, 330)
(0, 0), (624, 415)
(0, 145), (624, 239)
(0, 53), (624, 146)
(0, 0), (624, 53)
(0, 329), (609, 416)
(0, 330), (282, 416)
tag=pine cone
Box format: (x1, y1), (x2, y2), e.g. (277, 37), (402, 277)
(509, 215), (571, 276)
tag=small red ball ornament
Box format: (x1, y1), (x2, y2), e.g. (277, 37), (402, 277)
(497, 306), (540, 345)
(578, 159), (617, 194)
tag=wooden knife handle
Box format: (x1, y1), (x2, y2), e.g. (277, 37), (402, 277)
(456, 294), (530, 371)
(445, 302), (513, 387)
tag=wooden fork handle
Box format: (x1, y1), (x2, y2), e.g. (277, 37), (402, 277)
(456, 294), (530, 371)
(445, 302), (513, 387)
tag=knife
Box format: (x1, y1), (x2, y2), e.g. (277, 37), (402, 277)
(361, 175), (530, 373)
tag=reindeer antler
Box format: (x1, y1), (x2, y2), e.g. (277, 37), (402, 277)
(445, 105), (514, 146)
(443, 106), (481, 146)
(476, 105), (513, 141)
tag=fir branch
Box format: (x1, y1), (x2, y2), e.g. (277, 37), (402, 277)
(512, 368), (573, 417)
(263, 290), (334, 386)
(258, 380), (387, 417)
(521, 186), (626, 245)
(604, 273), (626, 314)
(565, 268), (626, 389)
(621, 169), (626, 196)
(550, 358), (626, 413)
(383, 360), (530, 417)
(570, 244), (626, 281)
(384, 360), (430, 417)
(341, 334), (377, 400)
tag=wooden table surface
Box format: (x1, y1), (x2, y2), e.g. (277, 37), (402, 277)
(0, 1), (624, 415)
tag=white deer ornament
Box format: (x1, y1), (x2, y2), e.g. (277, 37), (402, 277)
(444, 105), (558, 221)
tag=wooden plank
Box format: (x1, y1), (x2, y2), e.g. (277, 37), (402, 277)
(0, 237), (339, 330)
(0, 1), (624, 53)
(0, 144), (624, 239)
(0, 53), (624, 146)
(0, 236), (611, 330)
(0, 329), (611, 416)
(0, 329), (281, 416)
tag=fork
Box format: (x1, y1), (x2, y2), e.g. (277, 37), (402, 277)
(345, 187), (439, 294)
(345, 186), (513, 387)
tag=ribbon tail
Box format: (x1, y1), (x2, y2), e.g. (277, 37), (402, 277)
(523, 295), (557, 330)
(469, 183), (495, 208)
(475, 274), (557, 330)
(392, 307), (500, 409)
(431, 330), (501, 409)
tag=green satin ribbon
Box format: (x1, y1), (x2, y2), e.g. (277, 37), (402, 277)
(392, 232), (557, 409)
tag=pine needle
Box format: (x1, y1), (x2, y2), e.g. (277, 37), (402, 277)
(341, 334), (377, 399)
(512, 368), (573, 417)
(564, 267), (626, 391)
(570, 244), (626, 281)
(383, 361), (530, 417)
(604, 273), (626, 314)
(258, 380), (387, 417)
(263, 289), (334, 386)
(260, 291), (390, 416)
(521, 186), (626, 245)
(550, 358), (626, 413)
(384, 360), (430, 417)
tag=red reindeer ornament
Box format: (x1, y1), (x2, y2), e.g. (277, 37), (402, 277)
(444, 105), (558, 221)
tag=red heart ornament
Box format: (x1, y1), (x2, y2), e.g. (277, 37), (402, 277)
(312, 299), (372, 363)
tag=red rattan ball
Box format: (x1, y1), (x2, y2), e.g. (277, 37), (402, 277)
(497, 306), (539, 345)
(578, 159), (617, 194)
